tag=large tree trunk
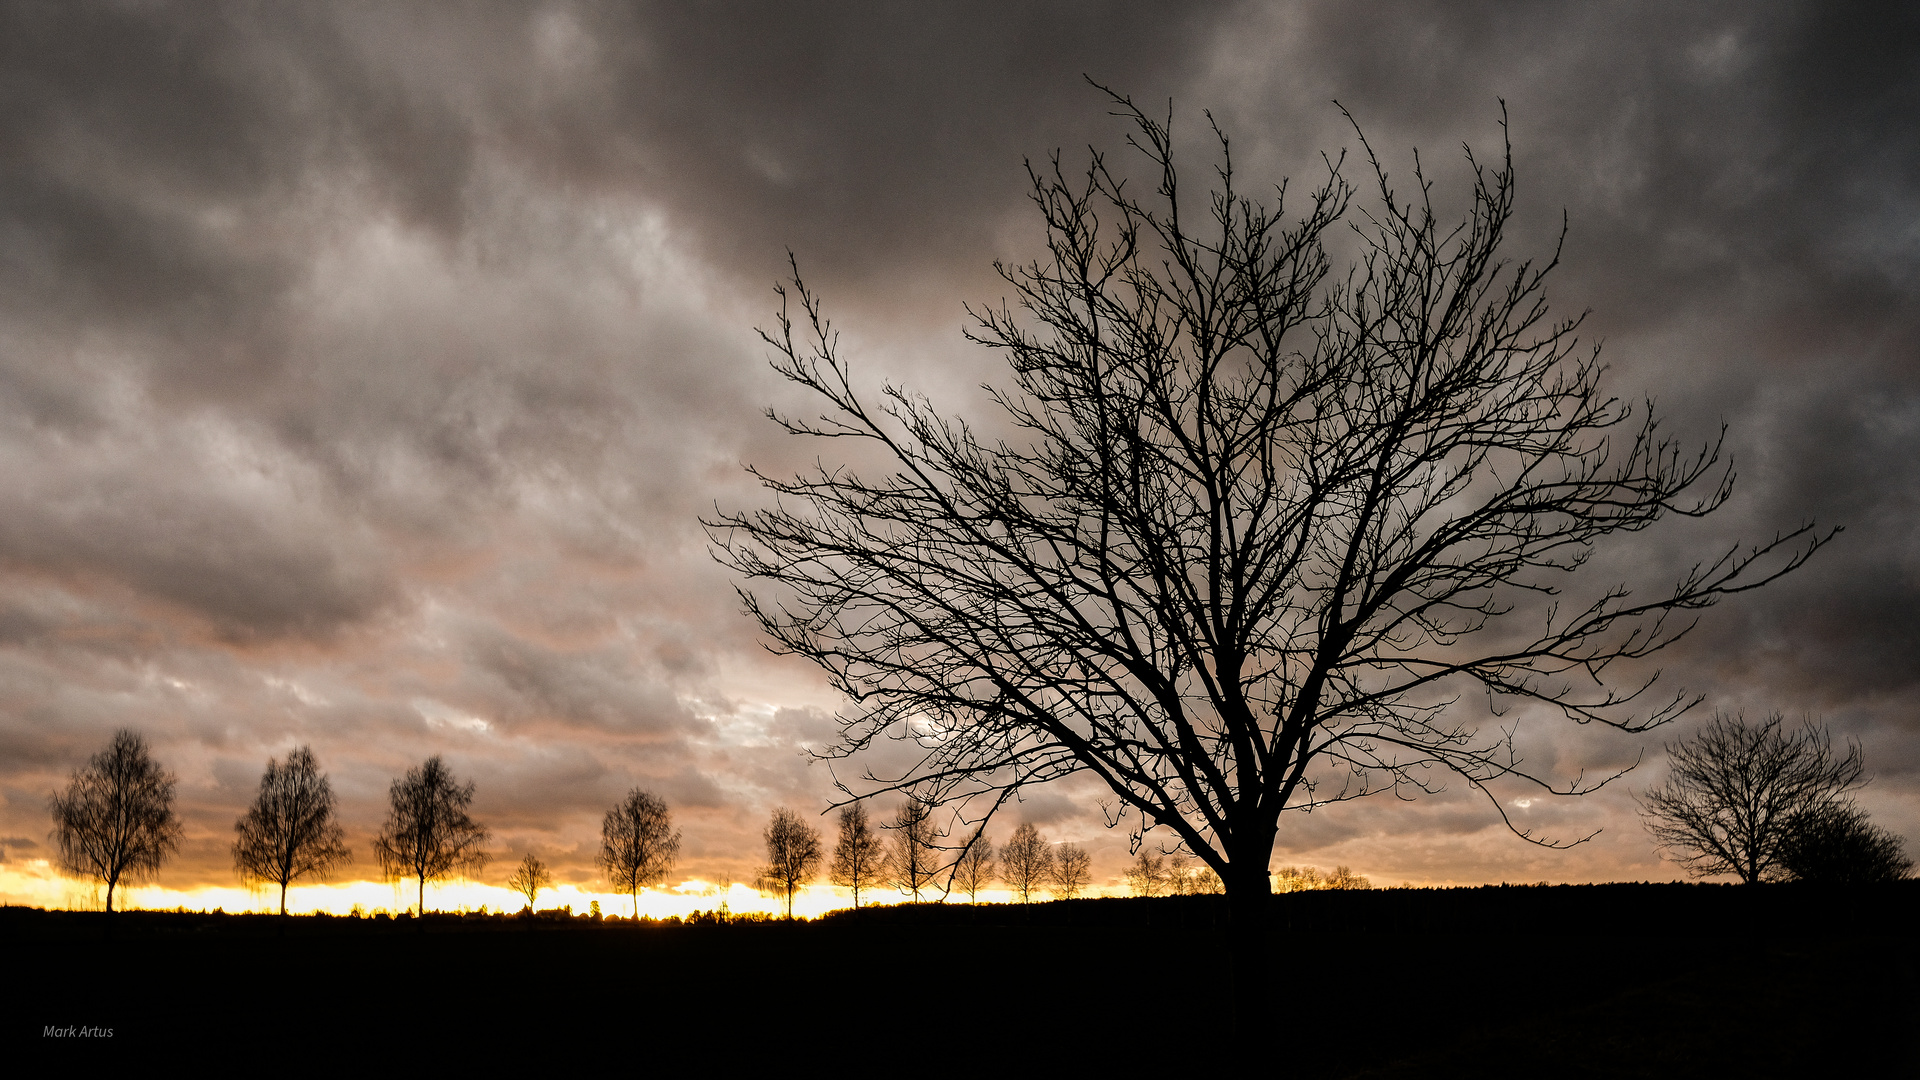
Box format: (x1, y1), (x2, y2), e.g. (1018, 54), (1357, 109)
(104, 875), (117, 913)
(279, 880), (288, 916)
(1224, 862), (1274, 1056)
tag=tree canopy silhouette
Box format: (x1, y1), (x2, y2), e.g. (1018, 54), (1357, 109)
(374, 756), (489, 916)
(1124, 850), (1170, 897)
(49, 729), (180, 912)
(760, 806), (822, 918)
(1050, 842), (1092, 899)
(953, 829), (995, 901)
(712, 86), (1828, 1030)
(1641, 712), (1864, 884)
(507, 853), (552, 911)
(233, 746), (351, 915)
(1777, 802), (1912, 884)
(999, 823), (1053, 903)
(828, 802), (885, 907)
(884, 797), (941, 901)
(600, 789), (679, 918)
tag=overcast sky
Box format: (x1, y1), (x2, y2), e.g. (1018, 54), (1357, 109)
(1, 1), (1915, 901)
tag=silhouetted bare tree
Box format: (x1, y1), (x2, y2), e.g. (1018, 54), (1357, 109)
(374, 756), (490, 916)
(601, 789), (680, 918)
(953, 829), (995, 901)
(1327, 865), (1371, 890)
(1167, 852), (1223, 895)
(829, 803), (885, 907)
(233, 746), (351, 915)
(507, 853), (551, 910)
(761, 807), (822, 918)
(712, 86), (1828, 1033)
(1050, 842), (1092, 898)
(1641, 713), (1865, 884)
(1273, 865), (1323, 893)
(1778, 802), (1912, 883)
(1124, 850), (1169, 896)
(884, 797), (941, 901)
(49, 729), (181, 912)
(1000, 823), (1053, 903)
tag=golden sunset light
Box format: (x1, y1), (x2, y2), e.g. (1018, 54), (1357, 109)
(0, 859), (1120, 920)
(4, 3), (1916, 1071)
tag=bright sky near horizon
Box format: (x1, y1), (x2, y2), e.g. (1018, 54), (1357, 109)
(2, 2), (1916, 910)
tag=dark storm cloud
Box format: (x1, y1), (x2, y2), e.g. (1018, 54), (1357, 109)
(1194, 4), (1920, 746)
(0, 4), (307, 332)
(487, 0), (1234, 302)
(0, 1), (1914, 896)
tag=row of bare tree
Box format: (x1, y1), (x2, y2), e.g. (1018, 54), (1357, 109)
(40, 728), (1191, 918)
(756, 801), (1381, 914)
(45, 731), (681, 916)
(764, 802), (1102, 914)
(45, 712), (1907, 916)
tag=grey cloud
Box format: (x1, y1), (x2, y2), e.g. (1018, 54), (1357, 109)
(769, 705), (839, 747)
(492, 2), (1234, 297)
(0, 444), (399, 643)
(466, 743), (615, 824)
(459, 621), (709, 738)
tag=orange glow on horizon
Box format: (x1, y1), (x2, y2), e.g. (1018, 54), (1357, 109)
(0, 861), (1108, 917)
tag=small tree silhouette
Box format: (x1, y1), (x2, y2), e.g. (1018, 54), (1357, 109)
(1778, 802), (1912, 883)
(829, 803), (885, 907)
(1124, 851), (1169, 897)
(1168, 852), (1224, 894)
(1326, 866), (1371, 890)
(600, 789), (679, 918)
(1050, 843), (1092, 899)
(50, 729), (181, 912)
(373, 756), (489, 916)
(1000, 823), (1053, 903)
(760, 807), (822, 918)
(233, 746), (351, 915)
(884, 797), (942, 902)
(953, 829), (995, 901)
(507, 853), (552, 910)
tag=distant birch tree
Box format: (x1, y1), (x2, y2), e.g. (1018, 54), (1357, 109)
(1050, 843), (1092, 899)
(373, 756), (489, 916)
(1124, 850), (1169, 897)
(761, 807), (822, 918)
(829, 803), (885, 906)
(953, 829), (995, 901)
(233, 746), (351, 915)
(507, 853), (551, 910)
(601, 789), (680, 918)
(49, 729), (181, 913)
(884, 797), (941, 901)
(1000, 823), (1053, 903)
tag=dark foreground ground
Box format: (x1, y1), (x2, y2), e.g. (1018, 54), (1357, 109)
(6, 882), (1915, 1074)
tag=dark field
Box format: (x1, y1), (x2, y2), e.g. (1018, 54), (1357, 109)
(9, 883), (1915, 1074)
